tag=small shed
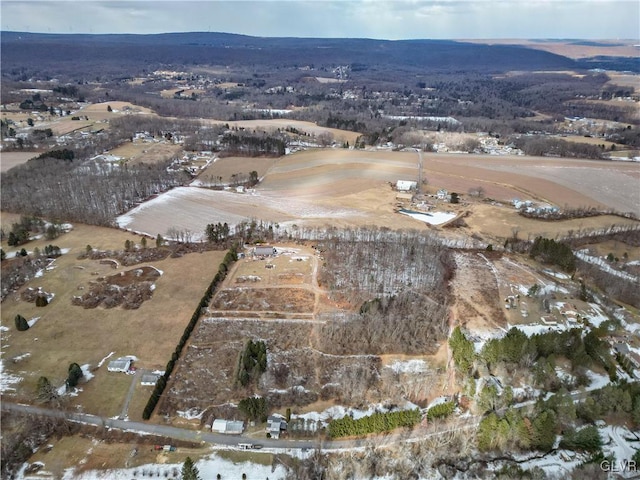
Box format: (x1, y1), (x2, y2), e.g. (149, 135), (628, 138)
(212, 419), (244, 435)
(107, 358), (132, 373)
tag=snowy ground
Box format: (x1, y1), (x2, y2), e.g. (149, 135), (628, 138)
(399, 210), (457, 226)
(16, 452), (289, 480)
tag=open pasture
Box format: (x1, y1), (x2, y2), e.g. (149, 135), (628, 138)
(0, 221), (226, 416)
(197, 155), (279, 184)
(107, 140), (182, 165)
(213, 118), (361, 145)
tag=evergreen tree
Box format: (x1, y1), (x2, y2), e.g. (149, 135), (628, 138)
(66, 362), (84, 388)
(181, 456), (200, 480)
(14, 314), (29, 331)
(156, 234), (164, 248)
(35, 295), (49, 307)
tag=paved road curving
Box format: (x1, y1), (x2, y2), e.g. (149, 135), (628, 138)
(1, 401), (479, 451)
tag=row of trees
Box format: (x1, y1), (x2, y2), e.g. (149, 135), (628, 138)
(143, 247), (237, 420)
(327, 409), (421, 438)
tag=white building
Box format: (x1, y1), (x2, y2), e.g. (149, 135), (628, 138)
(396, 180), (417, 191)
(107, 358), (132, 373)
(212, 419), (244, 435)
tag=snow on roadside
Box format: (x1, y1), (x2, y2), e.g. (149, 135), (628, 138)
(293, 401), (419, 427)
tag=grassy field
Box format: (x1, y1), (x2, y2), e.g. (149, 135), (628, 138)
(107, 140), (182, 165)
(0, 220), (226, 415)
(197, 155), (280, 184)
(0, 151), (39, 172)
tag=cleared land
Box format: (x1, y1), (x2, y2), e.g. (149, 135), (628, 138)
(462, 39), (640, 59)
(119, 149), (640, 244)
(0, 221), (226, 417)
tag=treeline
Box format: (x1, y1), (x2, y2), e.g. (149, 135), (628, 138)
(511, 136), (604, 159)
(529, 237), (576, 272)
(143, 247), (237, 420)
(219, 132), (286, 157)
(327, 409), (421, 438)
(1, 153), (188, 226)
(452, 327), (619, 391)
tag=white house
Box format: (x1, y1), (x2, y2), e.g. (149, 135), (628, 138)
(266, 415), (287, 439)
(107, 358), (132, 373)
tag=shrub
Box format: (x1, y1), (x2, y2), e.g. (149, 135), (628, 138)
(14, 314), (29, 331)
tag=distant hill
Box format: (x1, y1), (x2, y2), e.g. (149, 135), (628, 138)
(0, 31), (578, 75)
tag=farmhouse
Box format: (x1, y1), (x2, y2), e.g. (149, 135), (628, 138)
(254, 245), (276, 257)
(266, 415), (288, 439)
(212, 419), (244, 435)
(107, 358), (132, 373)
(396, 180), (417, 191)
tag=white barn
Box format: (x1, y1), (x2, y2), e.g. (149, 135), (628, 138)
(396, 180), (417, 191)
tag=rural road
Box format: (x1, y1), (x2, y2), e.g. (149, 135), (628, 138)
(1, 401), (479, 451)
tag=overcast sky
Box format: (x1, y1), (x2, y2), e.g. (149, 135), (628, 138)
(2, 0), (639, 39)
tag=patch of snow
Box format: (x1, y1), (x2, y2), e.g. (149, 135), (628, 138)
(386, 359), (429, 374)
(584, 303), (610, 328)
(97, 352), (115, 368)
(151, 370), (165, 376)
(427, 396), (450, 410)
(34, 269), (44, 278)
(176, 408), (204, 420)
(27, 317), (41, 328)
(1, 325), (10, 332)
(60, 248), (71, 254)
(55, 454), (288, 480)
(585, 370), (611, 391)
(81, 364), (94, 381)
(12, 353), (31, 362)
(510, 322), (568, 337)
(0, 359), (23, 392)
(399, 210), (457, 226)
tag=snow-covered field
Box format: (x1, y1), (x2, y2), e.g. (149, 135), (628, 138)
(116, 186), (363, 239)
